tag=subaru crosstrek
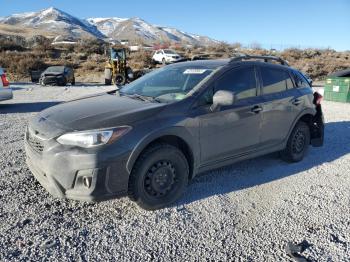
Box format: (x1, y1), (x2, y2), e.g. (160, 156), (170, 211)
(25, 55), (324, 210)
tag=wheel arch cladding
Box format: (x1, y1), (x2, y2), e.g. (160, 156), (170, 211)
(290, 110), (315, 144)
(127, 134), (195, 180)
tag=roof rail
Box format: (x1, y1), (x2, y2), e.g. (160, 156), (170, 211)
(229, 54), (289, 66)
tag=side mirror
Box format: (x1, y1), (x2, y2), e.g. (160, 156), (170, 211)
(210, 90), (235, 111)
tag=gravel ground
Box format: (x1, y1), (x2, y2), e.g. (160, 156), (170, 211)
(0, 83), (349, 261)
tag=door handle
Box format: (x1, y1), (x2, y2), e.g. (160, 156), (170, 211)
(251, 105), (263, 113)
(292, 99), (302, 106)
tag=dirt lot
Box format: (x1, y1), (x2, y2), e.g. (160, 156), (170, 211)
(0, 83), (349, 261)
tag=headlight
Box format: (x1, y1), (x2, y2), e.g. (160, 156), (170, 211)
(57, 126), (131, 148)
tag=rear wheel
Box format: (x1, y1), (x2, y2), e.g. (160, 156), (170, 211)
(281, 121), (310, 162)
(114, 73), (126, 86)
(128, 144), (189, 210)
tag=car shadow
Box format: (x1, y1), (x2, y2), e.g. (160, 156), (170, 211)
(176, 121), (350, 206)
(0, 101), (61, 114)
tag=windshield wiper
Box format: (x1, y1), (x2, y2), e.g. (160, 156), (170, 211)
(120, 93), (161, 103)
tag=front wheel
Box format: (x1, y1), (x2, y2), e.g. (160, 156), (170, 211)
(281, 121), (310, 162)
(128, 144), (189, 210)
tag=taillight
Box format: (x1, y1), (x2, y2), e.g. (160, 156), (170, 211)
(313, 92), (323, 105)
(1, 74), (9, 87)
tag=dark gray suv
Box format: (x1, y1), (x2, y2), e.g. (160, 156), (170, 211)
(25, 55), (324, 210)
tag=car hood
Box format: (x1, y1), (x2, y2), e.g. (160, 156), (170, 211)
(29, 94), (165, 139)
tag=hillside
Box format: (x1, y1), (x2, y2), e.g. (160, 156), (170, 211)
(1, 35), (349, 83)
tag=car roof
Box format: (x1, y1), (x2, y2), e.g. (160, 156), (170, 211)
(167, 58), (298, 73)
(329, 69), (350, 77)
(168, 59), (230, 68)
(47, 65), (65, 69)
(246, 60), (293, 71)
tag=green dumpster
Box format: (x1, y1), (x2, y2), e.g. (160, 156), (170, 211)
(324, 69), (350, 103)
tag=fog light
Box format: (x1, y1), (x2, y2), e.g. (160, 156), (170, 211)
(83, 176), (92, 188)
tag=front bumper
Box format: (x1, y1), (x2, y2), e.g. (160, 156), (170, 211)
(41, 76), (65, 86)
(166, 57), (182, 63)
(25, 134), (131, 202)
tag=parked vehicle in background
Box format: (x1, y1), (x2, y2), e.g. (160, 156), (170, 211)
(104, 46), (134, 86)
(152, 49), (183, 64)
(25, 55), (324, 210)
(324, 69), (350, 103)
(30, 69), (44, 83)
(0, 67), (13, 102)
(39, 66), (75, 86)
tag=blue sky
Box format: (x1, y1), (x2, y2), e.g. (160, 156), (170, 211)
(1, 0), (349, 51)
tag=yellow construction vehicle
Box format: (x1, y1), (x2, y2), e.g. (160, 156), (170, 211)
(104, 45), (134, 86)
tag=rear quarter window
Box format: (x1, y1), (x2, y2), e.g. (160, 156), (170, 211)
(293, 71), (310, 88)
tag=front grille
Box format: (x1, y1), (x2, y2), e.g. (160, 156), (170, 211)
(43, 77), (58, 85)
(27, 131), (44, 153)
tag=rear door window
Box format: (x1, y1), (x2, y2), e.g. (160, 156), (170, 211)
(215, 67), (257, 100)
(261, 67), (293, 94)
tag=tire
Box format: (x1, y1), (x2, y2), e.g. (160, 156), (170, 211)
(114, 73), (126, 86)
(128, 143), (189, 210)
(281, 121), (310, 162)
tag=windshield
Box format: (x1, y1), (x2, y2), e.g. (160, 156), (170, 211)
(45, 66), (65, 73)
(164, 49), (176, 54)
(120, 65), (218, 102)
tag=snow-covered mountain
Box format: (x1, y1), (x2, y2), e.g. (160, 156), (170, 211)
(0, 7), (106, 41)
(86, 17), (218, 46)
(0, 7), (218, 46)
